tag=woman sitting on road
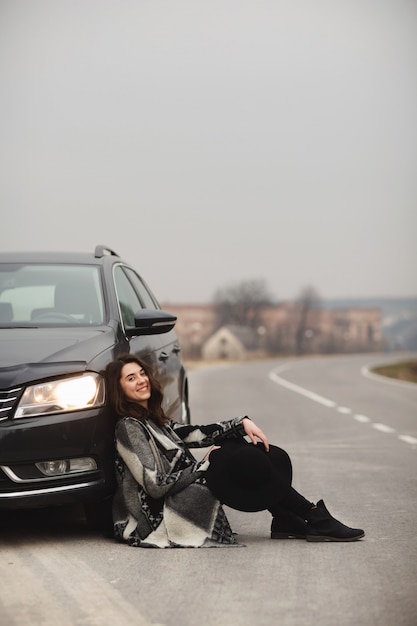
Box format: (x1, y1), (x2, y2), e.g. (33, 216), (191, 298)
(105, 353), (365, 548)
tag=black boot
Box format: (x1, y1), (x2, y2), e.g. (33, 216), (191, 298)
(271, 510), (308, 539)
(305, 500), (365, 542)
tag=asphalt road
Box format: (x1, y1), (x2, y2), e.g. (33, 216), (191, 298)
(1, 353), (416, 626)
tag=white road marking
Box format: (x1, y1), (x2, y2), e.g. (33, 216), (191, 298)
(372, 423), (396, 434)
(269, 362), (416, 449)
(398, 435), (417, 445)
(268, 369), (336, 408)
(354, 414), (371, 423)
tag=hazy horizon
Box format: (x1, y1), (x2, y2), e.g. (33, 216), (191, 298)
(1, 0), (416, 304)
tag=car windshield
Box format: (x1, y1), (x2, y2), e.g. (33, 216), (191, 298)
(0, 264), (105, 327)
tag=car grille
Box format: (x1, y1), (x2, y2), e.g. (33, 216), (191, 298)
(0, 387), (23, 421)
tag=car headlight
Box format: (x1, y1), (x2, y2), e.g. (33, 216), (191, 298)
(14, 373), (105, 418)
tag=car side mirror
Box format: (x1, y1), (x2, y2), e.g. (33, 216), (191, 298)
(125, 309), (177, 337)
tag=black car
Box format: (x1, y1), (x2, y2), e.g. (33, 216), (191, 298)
(0, 245), (189, 525)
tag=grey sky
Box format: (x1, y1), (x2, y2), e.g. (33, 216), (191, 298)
(1, 0), (416, 303)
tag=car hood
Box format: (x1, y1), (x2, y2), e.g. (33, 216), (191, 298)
(0, 327), (116, 387)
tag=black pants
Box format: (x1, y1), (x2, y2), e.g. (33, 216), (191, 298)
(206, 439), (311, 515)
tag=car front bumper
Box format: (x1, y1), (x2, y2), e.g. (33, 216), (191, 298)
(0, 406), (116, 509)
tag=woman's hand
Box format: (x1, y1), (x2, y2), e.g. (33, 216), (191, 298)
(242, 417), (269, 451)
(204, 445), (221, 461)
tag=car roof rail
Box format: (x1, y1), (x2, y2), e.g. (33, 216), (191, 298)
(94, 245), (119, 258)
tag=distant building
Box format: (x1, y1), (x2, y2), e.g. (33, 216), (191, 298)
(161, 302), (383, 360)
(161, 303), (217, 358)
(202, 325), (262, 361)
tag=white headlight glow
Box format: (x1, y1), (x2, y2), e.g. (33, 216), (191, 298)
(55, 375), (98, 409)
(15, 373), (105, 418)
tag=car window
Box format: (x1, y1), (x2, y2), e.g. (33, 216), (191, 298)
(0, 264), (104, 326)
(113, 266), (144, 327)
(123, 268), (159, 310)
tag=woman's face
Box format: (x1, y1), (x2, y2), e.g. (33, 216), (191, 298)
(119, 362), (151, 408)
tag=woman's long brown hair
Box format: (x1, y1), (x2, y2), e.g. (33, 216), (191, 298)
(105, 354), (168, 428)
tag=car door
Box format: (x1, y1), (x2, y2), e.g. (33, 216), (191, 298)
(113, 265), (183, 418)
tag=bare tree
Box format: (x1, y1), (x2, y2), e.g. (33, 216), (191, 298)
(294, 286), (320, 354)
(213, 279), (273, 329)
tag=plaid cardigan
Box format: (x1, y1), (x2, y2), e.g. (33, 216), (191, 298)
(113, 415), (247, 548)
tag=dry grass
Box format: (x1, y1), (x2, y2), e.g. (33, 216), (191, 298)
(372, 360), (417, 383)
